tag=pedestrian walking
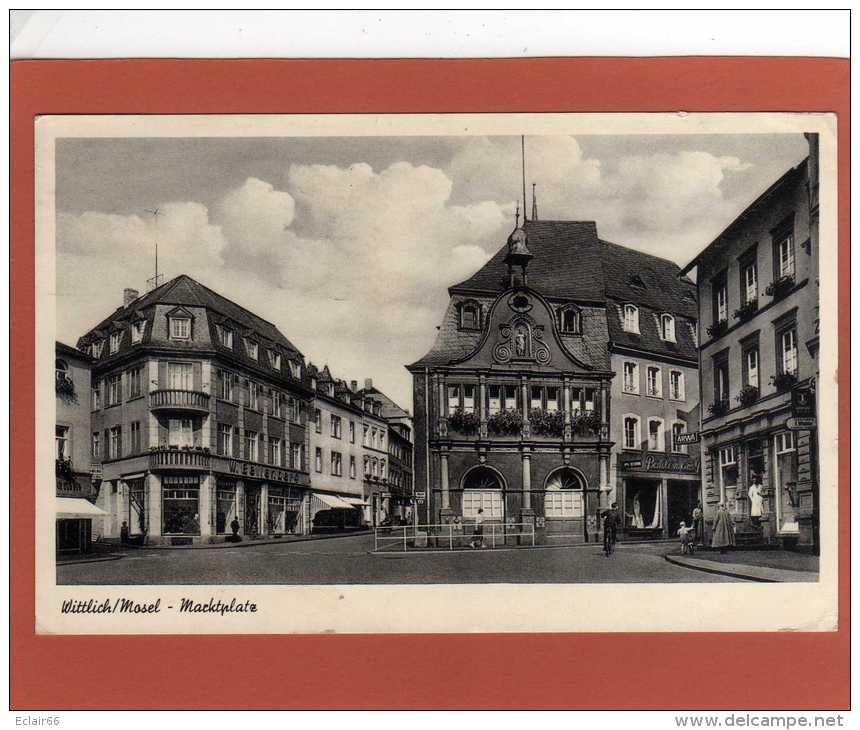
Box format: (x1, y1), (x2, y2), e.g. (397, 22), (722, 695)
(711, 503), (735, 553)
(692, 501), (704, 545)
(602, 502), (620, 557)
(119, 520), (129, 545)
(470, 509), (485, 549)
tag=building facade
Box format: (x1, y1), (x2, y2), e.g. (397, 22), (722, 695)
(409, 221), (615, 543)
(359, 382), (415, 525)
(307, 365), (368, 530)
(55, 342), (104, 554)
(360, 391), (390, 527)
(78, 275), (313, 545)
(682, 140), (819, 549)
(602, 243), (702, 539)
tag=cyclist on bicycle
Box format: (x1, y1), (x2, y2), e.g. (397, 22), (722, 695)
(602, 502), (620, 557)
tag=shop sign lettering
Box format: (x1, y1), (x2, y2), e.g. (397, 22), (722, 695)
(225, 459), (305, 485)
(620, 453), (700, 474)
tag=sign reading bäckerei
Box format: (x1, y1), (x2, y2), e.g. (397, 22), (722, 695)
(620, 452), (700, 474)
(220, 458), (310, 486)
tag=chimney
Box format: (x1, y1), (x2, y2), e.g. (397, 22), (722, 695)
(364, 378), (373, 390)
(350, 380), (358, 392)
(123, 288), (139, 307)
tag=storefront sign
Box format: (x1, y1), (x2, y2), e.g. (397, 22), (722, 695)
(223, 459), (308, 486)
(674, 432), (700, 446)
(415, 491), (426, 498)
(791, 386), (816, 419)
(786, 416), (817, 431)
(620, 452), (700, 475)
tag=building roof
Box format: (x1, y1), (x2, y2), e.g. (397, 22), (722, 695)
(358, 385), (412, 421)
(450, 220), (606, 301)
(56, 340), (92, 362)
(680, 158), (808, 276)
(80, 274), (302, 355)
(411, 220), (697, 368)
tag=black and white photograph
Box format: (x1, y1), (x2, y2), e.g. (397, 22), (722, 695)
(38, 113), (837, 634)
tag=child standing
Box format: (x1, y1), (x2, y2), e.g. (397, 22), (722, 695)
(677, 521), (695, 555)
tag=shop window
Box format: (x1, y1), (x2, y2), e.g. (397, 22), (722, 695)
(669, 370), (685, 401)
(162, 475), (200, 535)
(646, 366), (662, 398)
(718, 445), (738, 502)
(267, 490), (287, 534)
(623, 416), (640, 450)
(544, 469), (584, 518)
(622, 304), (640, 334)
(127, 478), (146, 535)
(623, 361), (639, 394)
(56, 425), (69, 460)
(774, 432), (799, 530)
(660, 314), (676, 343)
(216, 480), (237, 534)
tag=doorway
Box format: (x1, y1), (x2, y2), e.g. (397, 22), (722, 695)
(666, 480), (699, 535)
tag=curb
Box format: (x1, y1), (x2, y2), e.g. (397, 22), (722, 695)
(664, 554), (776, 582)
(117, 530), (371, 551)
(371, 540), (673, 556)
(57, 555), (125, 566)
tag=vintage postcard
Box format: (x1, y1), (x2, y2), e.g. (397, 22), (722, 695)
(36, 112), (838, 634)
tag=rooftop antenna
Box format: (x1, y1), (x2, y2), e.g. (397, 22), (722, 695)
(521, 135), (528, 223)
(531, 182), (539, 221)
(514, 201), (520, 228)
(144, 207), (164, 290)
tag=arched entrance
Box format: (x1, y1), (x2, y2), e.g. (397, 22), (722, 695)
(460, 466), (505, 523)
(543, 467), (588, 539)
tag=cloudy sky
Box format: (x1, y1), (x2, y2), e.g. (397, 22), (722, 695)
(56, 133), (808, 410)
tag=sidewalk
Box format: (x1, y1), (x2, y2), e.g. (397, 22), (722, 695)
(665, 549), (819, 582)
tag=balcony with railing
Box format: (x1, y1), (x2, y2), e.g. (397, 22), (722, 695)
(149, 446), (211, 471)
(149, 389), (210, 413)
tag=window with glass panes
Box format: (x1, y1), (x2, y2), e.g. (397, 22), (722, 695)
(170, 317), (190, 340)
(544, 470), (584, 517)
(91, 381), (101, 410)
(131, 320), (145, 343)
(623, 362), (639, 394)
(245, 430), (259, 461)
(671, 422), (687, 453)
(669, 370), (684, 401)
(462, 490), (504, 518)
(349, 455), (356, 478)
(331, 451), (342, 476)
(315, 447), (322, 472)
(162, 475), (200, 534)
(660, 314), (675, 342)
(270, 437), (282, 466)
(647, 419), (663, 451)
(349, 421), (355, 443)
(623, 416), (639, 449)
(109, 426), (122, 458)
(718, 445), (738, 500)
(130, 421), (141, 453)
(128, 367), (142, 398)
(779, 328), (798, 376)
(714, 355), (730, 402)
(291, 443), (302, 470)
(218, 370), (234, 401)
(777, 234), (795, 278)
(167, 362), (192, 390)
(330, 414), (342, 438)
(218, 424), (232, 456)
(623, 304), (639, 333)
(743, 259), (758, 303)
(108, 374), (122, 405)
(713, 271), (728, 323)
(110, 331), (121, 354)
(168, 418), (193, 448)
(56, 425), (69, 459)
(743, 345), (760, 388)
(646, 366), (662, 397)
(91, 431), (101, 458)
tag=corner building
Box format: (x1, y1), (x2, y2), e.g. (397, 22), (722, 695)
(409, 221), (615, 543)
(682, 144), (819, 550)
(79, 275), (313, 545)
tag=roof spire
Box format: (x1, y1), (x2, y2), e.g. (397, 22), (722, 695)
(521, 135), (528, 223)
(514, 201), (520, 228)
(531, 182), (538, 221)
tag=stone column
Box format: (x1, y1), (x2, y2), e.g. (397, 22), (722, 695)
(147, 472), (162, 543)
(521, 450), (532, 510)
(478, 374), (488, 438)
(520, 377), (530, 437)
(661, 478), (670, 538)
(438, 374), (448, 437)
(260, 483), (269, 535)
(440, 450), (451, 511)
(199, 473), (213, 541)
(600, 381), (609, 440)
(599, 452), (610, 509)
(236, 480), (245, 536)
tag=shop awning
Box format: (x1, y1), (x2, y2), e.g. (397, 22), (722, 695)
(312, 493), (357, 510)
(56, 497), (109, 519)
(340, 497), (368, 507)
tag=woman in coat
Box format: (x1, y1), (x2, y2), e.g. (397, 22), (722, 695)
(711, 503), (735, 553)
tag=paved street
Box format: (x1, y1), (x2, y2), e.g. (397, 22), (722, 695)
(58, 534), (741, 584)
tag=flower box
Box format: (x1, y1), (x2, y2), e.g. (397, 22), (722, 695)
(487, 410), (523, 436)
(770, 372), (797, 392)
(765, 275), (795, 300)
(708, 399), (729, 418)
(706, 319), (728, 339)
(733, 299), (759, 322)
(735, 385), (760, 408)
(529, 408), (564, 437)
(55, 374), (77, 402)
(572, 410), (601, 435)
(447, 408), (480, 434)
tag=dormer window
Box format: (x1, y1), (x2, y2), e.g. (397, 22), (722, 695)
(660, 314), (676, 342)
(289, 361), (300, 379)
(91, 340), (104, 359)
(269, 350), (281, 371)
(131, 320), (146, 344)
(622, 304), (640, 334)
(629, 275), (647, 292)
(216, 324), (233, 349)
(169, 317), (191, 340)
(244, 338), (258, 361)
(559, 305), (581, 334)
(109, 330), (122, 354)
(459, 301), (481, 330)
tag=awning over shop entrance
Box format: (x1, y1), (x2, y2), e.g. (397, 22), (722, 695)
(56, 497), (109, 519)
(340, 497), (368, 507)
(311, 493), (358, 511)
